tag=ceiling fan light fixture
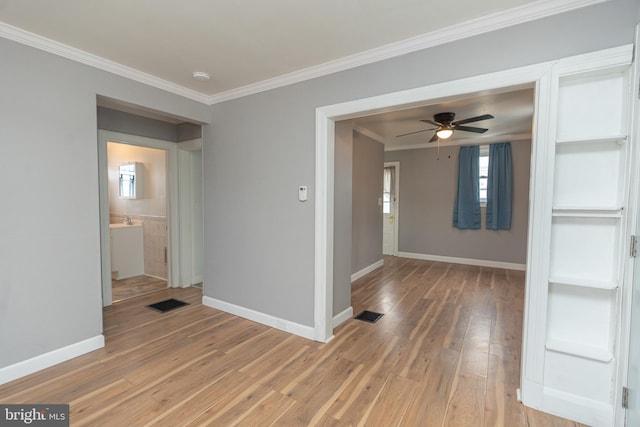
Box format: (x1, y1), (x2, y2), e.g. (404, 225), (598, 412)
(436, 127), (453, 139)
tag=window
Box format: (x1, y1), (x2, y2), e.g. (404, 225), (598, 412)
(383, 167), (393, 214)
(479, 145), (489, 205)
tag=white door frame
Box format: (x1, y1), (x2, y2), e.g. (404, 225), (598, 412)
(383, 161), (400, 256)
(315, 47), (635, 421)
(617, 26), (640, 427)
(98, 130), (179, 306)
(177, 139), (204, 286)
(315, 61), (553, 350)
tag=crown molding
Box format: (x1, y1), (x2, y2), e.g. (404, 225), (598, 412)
(385, 133), (532, 151)
(0, 0), (604, 106)
(0, 21), (210, 105)
(207, 0), (605, 104)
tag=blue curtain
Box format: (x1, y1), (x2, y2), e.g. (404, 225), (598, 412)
(453, 145), (480, 229)
(486, 142), (512, 230)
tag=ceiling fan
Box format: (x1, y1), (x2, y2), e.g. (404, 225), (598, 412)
(397, 112), (494, 142)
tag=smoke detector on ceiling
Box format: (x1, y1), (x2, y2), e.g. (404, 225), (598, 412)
(192, 71), (211, 81)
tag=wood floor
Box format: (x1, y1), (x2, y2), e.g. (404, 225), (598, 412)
(112, 274), (168, 302)
(0, 257), (587, 426)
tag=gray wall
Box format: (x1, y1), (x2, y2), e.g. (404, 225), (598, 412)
(385, 141), (531, 265)
(203, 0), (637, 328)
(333, 122), (353, 316)
(0, 37), (209, 370)
(97, 107), (202, 142)
(352, 131), (384, 274)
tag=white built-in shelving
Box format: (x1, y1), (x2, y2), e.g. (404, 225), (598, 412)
(545, 66), (629, 386)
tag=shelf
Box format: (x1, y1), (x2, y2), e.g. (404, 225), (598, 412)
(546, 339), (613, 363)
(549, 276), (618, 290)
(556, 135), (627, 145)
(552, 207), (623, 218)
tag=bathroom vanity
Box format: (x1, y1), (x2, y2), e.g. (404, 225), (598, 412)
(110, 222), (144, 279)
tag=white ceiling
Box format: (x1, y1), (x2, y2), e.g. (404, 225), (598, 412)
(0, 1), (582, 145)
(353, 87), (535, 150)
(1, 0), (572, 99)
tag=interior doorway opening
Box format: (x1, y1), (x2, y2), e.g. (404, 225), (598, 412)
(98, 130), (204, 308)
(105, 141), (169, 303)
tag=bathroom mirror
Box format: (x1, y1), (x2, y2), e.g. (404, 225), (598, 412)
(119, 162), (143, 199)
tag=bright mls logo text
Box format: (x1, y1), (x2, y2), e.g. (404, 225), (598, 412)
(1, 405), (69, 426)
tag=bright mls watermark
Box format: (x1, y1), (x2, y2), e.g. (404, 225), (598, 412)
(0, 405), (68, 426)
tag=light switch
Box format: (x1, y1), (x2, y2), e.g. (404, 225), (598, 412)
(299, 186), (308, 202)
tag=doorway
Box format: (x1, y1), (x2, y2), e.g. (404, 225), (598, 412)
(382, 162), (399, 256)
(98, 133), (175, 306)
(98, 131), (180, 306)
(317, 46), (635, 426)
(106, 141), (169, 303)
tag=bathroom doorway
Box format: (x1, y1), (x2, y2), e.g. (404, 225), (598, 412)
(98, 131), (176, 306)
(107, 141), (169, 302)
(98, 129), (204, 307)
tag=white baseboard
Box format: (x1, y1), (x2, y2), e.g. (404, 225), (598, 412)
(520, 378), (613, 426)
(397, 252), (526, 271)
(540, 387), (613, 427)
(333, 306), (353, 328)
(351, 259), (384, 282)
(202, 296), (315, 341)
(0, 335), (105, 386)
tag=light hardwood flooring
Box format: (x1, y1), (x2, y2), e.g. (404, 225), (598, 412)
(0, 257), (587, 426)
(112, 275), (168, 302)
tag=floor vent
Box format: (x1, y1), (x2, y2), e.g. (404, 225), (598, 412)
(354, 310), (384, 323)
(147, 298), (189, 313)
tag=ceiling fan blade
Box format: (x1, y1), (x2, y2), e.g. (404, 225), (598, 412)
(454, 125), (489, 134)
(420, 119), (441, 127)
(396, 128), (434, 137)
(451, 114), (494, 126)
(429, 133), (438, 142)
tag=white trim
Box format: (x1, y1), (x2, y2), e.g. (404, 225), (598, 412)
(314, 109), (334, 343)
(0, 22), (209, 105)
(557, 44), (634, 76)
(0, 1), (603, 105)
(616, 25), (640, 427)
(398, 252), (526, 271)
(202, 296), (315, 341)
(541, 387), (613, 427)
(333, 307), (354, 328)
(519, 64), (556, 404)
(207, 0), (604, 104)
(520, 377), (544, 410)
(385, 133), (533, 151)
(0, 335), (104, 386)
(315, 58), (552, 414)
(351, 259), (384, 283)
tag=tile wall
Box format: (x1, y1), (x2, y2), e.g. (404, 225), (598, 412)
(110, 214), (167, 280)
